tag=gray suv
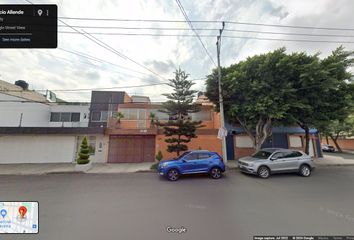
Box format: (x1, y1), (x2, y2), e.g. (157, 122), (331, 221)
(238, 148), (315, 178)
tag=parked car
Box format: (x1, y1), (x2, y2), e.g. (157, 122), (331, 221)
(157, 150), (225, 181)
(238, 148), (315, 179)
(322, 144), (335, 152)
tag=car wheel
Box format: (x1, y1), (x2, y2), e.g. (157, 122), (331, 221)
(210, 167), (222, 179)
(299, 165), (311, 177)
(257, 166), (270, 179)
(167, 169), (180, 181)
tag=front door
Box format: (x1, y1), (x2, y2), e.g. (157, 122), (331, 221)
(269, 152), (288, 172)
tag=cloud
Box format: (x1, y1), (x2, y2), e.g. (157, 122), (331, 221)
(0, 0), (353, 102)
(145, 60), (176, 74)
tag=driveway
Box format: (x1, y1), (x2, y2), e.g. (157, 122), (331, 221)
(1, 166), (354, 240)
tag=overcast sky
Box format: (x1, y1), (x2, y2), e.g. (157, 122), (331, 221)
(0, 0), (353, 102)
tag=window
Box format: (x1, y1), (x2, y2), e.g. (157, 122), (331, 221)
(191, 110), (212, 121)
(285, 151), (303, 158)
(50, 112), (60, 122)
(253, 150), (273, 159)
(271, 152), (285, 159)
(60, 112), (71, 122)
(101, 111), (108, 121)
(289, 136), (302, 148)
(117, 108), (147, 120)
(198, 153), (211, 159)
(91, 112), (101, 122)
(150, 109), (169, 120)
(50, 112), (81, 122)
(91, 111), (108, 122)
(185, 153), (198, 160)
(235, 136), (253, 148)
(71, 113), (80, 122)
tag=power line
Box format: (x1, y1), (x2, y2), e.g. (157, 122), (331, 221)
(34, 50), (153, 79)
(0, 78), (206, 93)
(58, 31), (354, 44)
(57, 48), (154, 76)
(23, 0), (169, 84)
(82, 29), (168, 81)
(58, 16), (354, 31)
(58, 25), (354, 38)
(174, 0), (217, 67)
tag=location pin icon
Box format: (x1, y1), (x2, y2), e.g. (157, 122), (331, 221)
(0, 209), (7, 218)
(38, 9), (43, 16)
(19, 206), (27, 219)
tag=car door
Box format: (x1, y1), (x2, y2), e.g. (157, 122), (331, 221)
(269, 152), (287, 172)
(196, 152), (212, 172)
(180, 153), (199, 173)
(281, 151), (301, 171)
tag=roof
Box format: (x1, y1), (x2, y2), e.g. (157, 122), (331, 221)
(0, 79), (47, 102)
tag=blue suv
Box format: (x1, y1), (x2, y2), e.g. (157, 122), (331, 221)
(158, 150), (225, 181)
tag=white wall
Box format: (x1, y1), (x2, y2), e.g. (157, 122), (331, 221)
(0, 93), (90, 127)
(0, 93), (51, 127)
(0, 135), (76, 163)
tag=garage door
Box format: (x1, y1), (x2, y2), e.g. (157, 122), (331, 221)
(108, 135), (155, 163)
(0, 135), (76, 163)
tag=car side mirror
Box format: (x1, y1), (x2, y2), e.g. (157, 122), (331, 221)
(270, 157), (277, 161)
(182, 159), (187, 163)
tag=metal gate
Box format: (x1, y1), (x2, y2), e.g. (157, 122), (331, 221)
(108, 135), (155, 163)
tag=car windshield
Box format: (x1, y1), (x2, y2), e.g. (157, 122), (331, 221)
(252, 150), (272, 159)
(174, 151), (191, 160)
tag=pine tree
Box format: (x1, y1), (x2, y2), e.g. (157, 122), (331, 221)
(77, 136), (90, 164)
(158, 69), (203, 156)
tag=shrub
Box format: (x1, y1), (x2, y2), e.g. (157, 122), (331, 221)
(155, 150), (163, 162)
(77, 136), (90, 165)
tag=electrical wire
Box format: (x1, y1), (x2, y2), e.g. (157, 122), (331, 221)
(58, 16), (354, 31)
(58, 31), (354, 44)
(174, 0), (217, 67)
(0, 78), (206, 93)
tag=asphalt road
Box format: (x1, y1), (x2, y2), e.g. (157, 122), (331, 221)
(1, 166), (354, 240)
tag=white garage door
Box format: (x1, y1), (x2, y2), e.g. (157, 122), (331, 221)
(0, 135), (76, 163)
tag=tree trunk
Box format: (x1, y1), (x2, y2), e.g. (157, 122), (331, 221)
(326, 136), (329, 145)
(330, 134), (342, 152)
(298, 122), (310, 155)
(304, 126), (310, 155)
(253, 117), (272, 151)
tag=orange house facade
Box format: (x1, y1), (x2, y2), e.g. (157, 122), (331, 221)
(105, 94), (222, 163)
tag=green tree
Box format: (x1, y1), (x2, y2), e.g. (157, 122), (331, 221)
(206, 47), (354, 154)
(206, 48), (293, 150)
(319, 115), (354, 152)
(77, 136), (90, 164)
(158, 69), (203, 156)
(285, 47), (354, 153)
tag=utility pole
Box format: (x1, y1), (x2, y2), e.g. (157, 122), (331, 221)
(216, 22), (227, 163)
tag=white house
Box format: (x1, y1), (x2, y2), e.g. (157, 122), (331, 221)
(0, 80), (106, 164)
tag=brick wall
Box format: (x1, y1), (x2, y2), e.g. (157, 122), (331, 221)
(155, 134), (222, 160)
(321, 138), (354, 150)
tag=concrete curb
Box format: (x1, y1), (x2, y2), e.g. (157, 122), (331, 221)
(0, 164), (353, 176)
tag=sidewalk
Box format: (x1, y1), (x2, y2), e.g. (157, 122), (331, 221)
(0, 162), (153, 175)
(314, 151), (354, 166)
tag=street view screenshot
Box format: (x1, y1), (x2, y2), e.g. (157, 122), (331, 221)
(0, 0), (354, 239)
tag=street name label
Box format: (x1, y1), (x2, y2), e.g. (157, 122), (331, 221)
(0, 4), (57, 48)
(0, 202), (39, 234)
